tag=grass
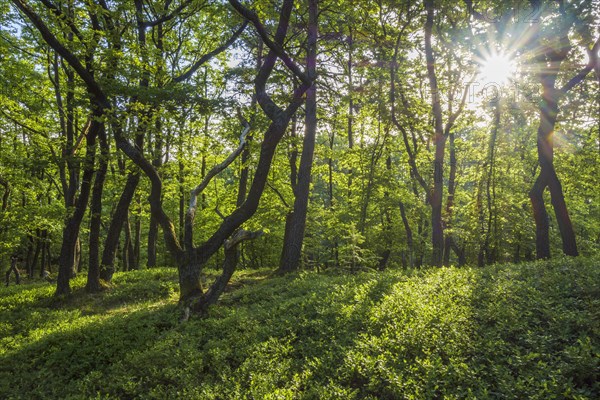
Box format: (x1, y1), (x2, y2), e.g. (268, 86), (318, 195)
(1, 257), (599, 399)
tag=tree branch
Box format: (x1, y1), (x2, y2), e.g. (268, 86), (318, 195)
(267, 180), (291, 209)
(0, 175), (10, 212)
(144, 0), (195, 28)
(38, 0), (85, 43)
(228, 0), (311, 86)
(184, 111), (251, 250)
(172, 21), (248, 83)
(560, 37), (600, 95)
(445, 80), (471, 135)
(11, 0), (109, 108)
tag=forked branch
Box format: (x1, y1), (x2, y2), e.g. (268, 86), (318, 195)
(184, 111), (251, 250)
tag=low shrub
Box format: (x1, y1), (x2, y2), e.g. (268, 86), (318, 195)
(0, 258), (598, 399)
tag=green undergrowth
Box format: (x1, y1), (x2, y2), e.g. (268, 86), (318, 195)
(1, 258), (599, 399)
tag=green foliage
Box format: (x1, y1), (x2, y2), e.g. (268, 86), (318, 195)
(1, 258), (599, 398)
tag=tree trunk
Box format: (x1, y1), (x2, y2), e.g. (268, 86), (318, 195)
(147, 118), (164, 268)
(87, 124), (108, 293)
(56, 120), (100, 296)
(5, 257), (20, 286)
(278, 0), (317, 274)
(484, 103), (500, 264)
(30, 233), (41, 278)
(45, 237), (52, 274)
(74, 236), (81, 275)
(547, 168), (578, 255)
(424, 0), (447, 267)
(443, 132), (457, 266)
(100, 172), (140, 280)
(39, 231), (47, 278)
(133, 210), (141, 270)
(431, 145), (446, 267)
(526, 25), (594, 258)
(399, 201), (413, 267)
(279, 0), (318, 273)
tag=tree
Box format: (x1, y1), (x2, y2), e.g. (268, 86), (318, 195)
(525, 1), (599, 258)
(279, 0), (318, 273)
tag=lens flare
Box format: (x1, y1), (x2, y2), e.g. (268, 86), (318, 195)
(479, 53), (515, 85)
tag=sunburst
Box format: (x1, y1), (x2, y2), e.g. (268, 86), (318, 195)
(479, 52), (516, 85)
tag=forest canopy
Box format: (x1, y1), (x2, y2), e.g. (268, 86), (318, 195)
(0, 0), (599, 313)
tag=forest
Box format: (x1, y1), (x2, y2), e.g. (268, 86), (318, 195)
(0, 0), (599, 397)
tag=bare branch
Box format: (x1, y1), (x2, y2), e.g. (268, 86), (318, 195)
(445, 80), (472, 135)
(267, 180), (291, 209)
(228, 0), (311, 86)
(172, 21), (248, 83)
(224, 229), (264, 250)
(190, 113), (250, 199)
(560, 37), (600, 95)
(184, 112), (251, 249)
(39, 0), (85, 43)
(144, 0), (194, 28)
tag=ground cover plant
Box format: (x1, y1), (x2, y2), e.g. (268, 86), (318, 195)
(1, 257), (599, 399)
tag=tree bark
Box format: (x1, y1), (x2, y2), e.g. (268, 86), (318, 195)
(56, 119), (100, 295)
(424, 0), (447, 267)
(100, 172), (140, 280)
(184, 230), (262, 318)
(278, 1), (318, 273)
(5, 257), (20, 286)
(86, 123), (108, 292)
(147, 119), (163, 268)
(526, 17), (600, 258)
(443, 132), (457, 266)
(399, 201), (414, 267)
(39, 230), (47, 278)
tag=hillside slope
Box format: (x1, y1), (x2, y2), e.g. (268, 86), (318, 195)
(1, 258), (599, 399)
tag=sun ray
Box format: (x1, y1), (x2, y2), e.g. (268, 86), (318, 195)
(479, 52), (516, 85)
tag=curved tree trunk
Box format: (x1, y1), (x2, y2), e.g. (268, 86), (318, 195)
(530, 82), (578, 258)
(99, 172), (140, 280)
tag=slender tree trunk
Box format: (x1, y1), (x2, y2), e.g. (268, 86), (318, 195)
(74, 237), (81, 275)
(87, 124), (108, 293)
(431, 142), (446, 267)
(45, 238), (52, 274)
(30, 233), (41, 278)
(134, 209), (141, 270)
(39, 230), (48, 277)
(477, 169), (486, 267)
(56, 120), (100, 295)
(100, 172), (140, 280)
(147, 218), (161, 266)
(5, 257), (20, 286)
(179, 154), (185, 243)
(126, 213), (136, 269)
(346, 27), (354, 200)
(24, 235), (34, 278)
(399, 201), (413, 267)
(484, 103), (500, 264)
(278, 0), (317, 274)
(379, 155), (394, 270)
(39, 232), (47, 279)
(424, 0), (447, 267)
(122, 227), (130, 272)
(443, 132), (457, 266)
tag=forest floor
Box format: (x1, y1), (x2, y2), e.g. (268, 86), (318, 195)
(1, 257), (599, 399)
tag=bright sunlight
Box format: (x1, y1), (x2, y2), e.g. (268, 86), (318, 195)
(479, 53), (516, 85)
